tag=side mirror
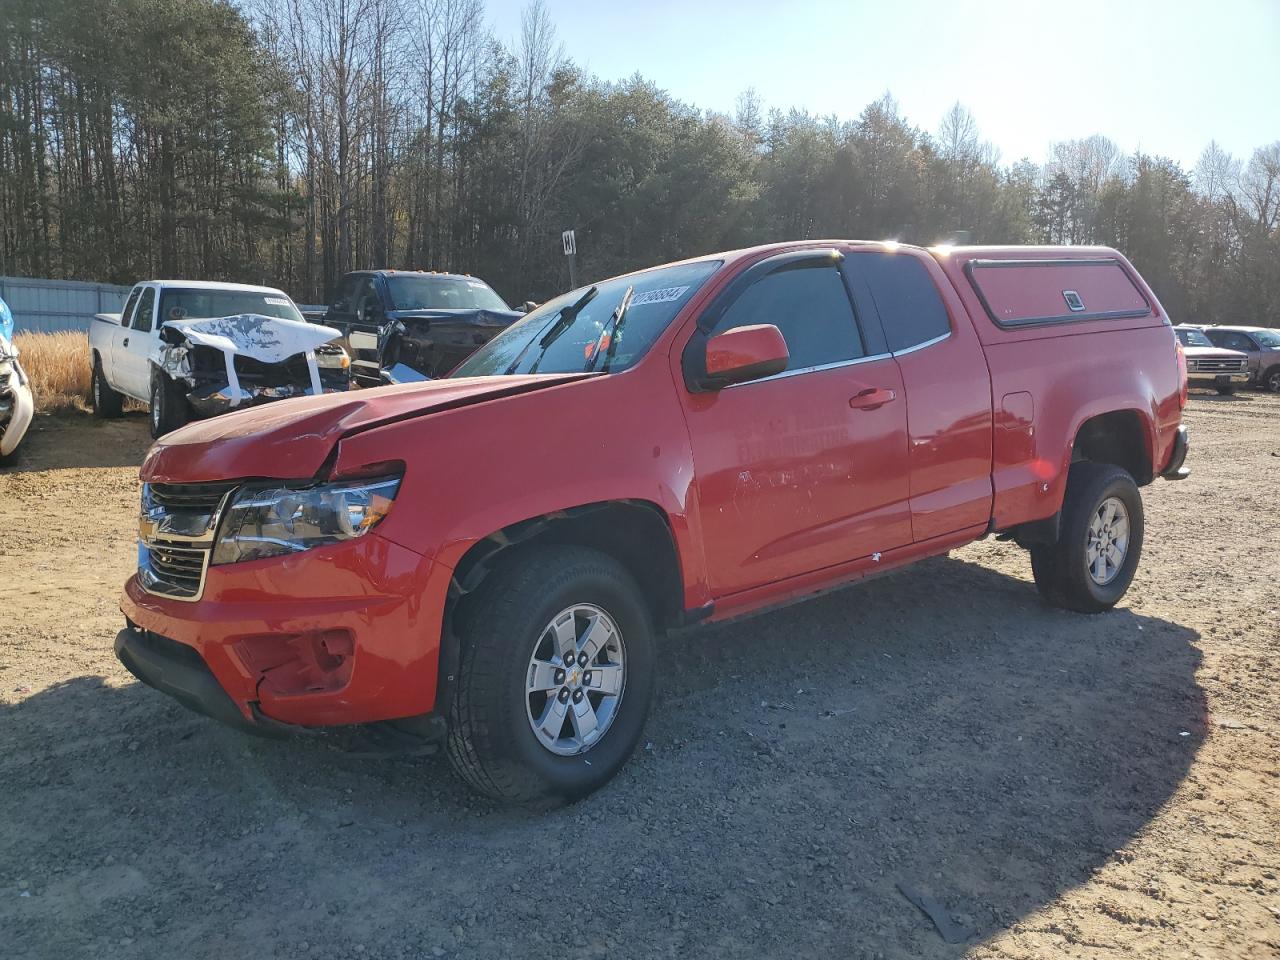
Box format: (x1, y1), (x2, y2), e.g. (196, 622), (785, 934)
(701, 324), (789, 389)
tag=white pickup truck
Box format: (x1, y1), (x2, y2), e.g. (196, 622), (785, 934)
(90, 280), (351, 437)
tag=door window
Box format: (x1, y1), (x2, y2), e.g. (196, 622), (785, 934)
(132, 287), (156, 333)
(859, 253), (951, 352)
(1223, 332), (1257, 352)
(120, 288), (142, 329)
(354, 277), (380, 319)
(711, 264), (864, 372)
(332, 276), (360, 313)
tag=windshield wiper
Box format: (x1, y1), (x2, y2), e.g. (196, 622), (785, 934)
(504, 285), (598, 375)
(586, 286), (634, 373)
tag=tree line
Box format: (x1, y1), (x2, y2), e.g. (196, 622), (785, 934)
(2, 0), (1277, 324)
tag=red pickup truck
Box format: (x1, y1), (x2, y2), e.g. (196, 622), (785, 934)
(116, 241), (1189, 803)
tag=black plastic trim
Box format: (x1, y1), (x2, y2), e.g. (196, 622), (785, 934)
(1160, 424), (1190, 480)
(114, 626), (300, 739)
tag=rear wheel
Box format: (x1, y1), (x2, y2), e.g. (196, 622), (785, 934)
(447, 545), (655, 805)
(1030, 462), (1144, 613)
(1215, 381), (1236, 396)
(149, 373), (189, 439)
(91, 357), (123, 419)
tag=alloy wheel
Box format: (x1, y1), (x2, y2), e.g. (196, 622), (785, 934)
(1086, 496), (1130, 586)
(524, 603), (626, 756)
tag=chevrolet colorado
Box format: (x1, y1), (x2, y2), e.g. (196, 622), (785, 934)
(115, 241), (1189, 804)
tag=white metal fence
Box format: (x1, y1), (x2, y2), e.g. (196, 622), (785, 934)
(0, 276), (132, 334)
(0, 276), (329, 333)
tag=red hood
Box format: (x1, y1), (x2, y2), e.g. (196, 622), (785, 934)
(141, 374), (593, 482)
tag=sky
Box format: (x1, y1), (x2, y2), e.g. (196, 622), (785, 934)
(485, 0), (1280, 170)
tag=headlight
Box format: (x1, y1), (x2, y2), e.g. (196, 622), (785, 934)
(211, 475), (400, 565)
(315, 347), (351, 370)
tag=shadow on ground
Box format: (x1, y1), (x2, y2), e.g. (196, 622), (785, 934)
(0, 411), (151, 474)
(1, 556), (1205, 960)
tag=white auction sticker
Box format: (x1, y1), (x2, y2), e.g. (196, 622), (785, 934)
(264, 297), (292, 306)
(631, 286), (689, 306)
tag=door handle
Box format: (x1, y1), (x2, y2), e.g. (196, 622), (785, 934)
(849, 387), (896, 411)
(122, 337), (129, 347)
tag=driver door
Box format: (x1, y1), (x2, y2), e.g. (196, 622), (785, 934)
(679, 252), (912, 598)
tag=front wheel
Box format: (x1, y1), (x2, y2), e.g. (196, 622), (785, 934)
(1030, 462), (1145, 613)
(149, 374), (189, 439)
(1264, 367), (1280, 393)
(447, 545), (655, 805)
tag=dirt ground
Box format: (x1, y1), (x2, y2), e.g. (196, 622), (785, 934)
(1, 393), (1277, 960)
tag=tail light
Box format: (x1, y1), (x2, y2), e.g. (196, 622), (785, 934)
(1175, 339), (1189, 408)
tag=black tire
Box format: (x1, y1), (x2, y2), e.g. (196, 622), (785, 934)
(446, 545), (656, 805)
(1263, 367), (1280, 393)
(1215, 381), (1236, 396)
(91, 357), (124, 419)
(149, 372), (189, 439)
(1030, 462), (1144, 613)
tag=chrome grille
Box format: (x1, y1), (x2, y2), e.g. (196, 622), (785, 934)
(1188, 357), (1247, 373)
(138, 481), (238, 601)
(141, 542), (207, 599)
(147, 481), (239, 513)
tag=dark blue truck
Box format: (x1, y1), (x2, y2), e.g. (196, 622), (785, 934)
(320, 270), (526, 384)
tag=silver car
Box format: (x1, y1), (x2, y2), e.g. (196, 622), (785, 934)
(1202, 326), (1280, 392)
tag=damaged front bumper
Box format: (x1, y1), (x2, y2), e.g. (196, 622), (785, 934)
(185, 378), (348, 418)
(0, 352), (34, 459)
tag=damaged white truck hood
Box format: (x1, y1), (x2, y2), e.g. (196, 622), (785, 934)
(164, 313), (340, 363)
(161, 314), (343, 408)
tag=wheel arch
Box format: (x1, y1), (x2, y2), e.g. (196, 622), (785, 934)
(1069, 407), (1155, 486)
(448, 499), (688, 633)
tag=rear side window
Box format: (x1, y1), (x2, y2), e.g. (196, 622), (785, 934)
(857, 253), (951, 352)
(120, 288), (142, 329)
(712, 264), (864, 372)
(133, 287), (156, 333)
(967, 258), (1151, 328)
(1211, 331), (1257, 352)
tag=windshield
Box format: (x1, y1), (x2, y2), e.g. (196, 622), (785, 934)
(1176, 328), (1212, 347)
(1251, 329), (1280, 348)
(451, 260), (722, 378)
(386, 275), (510, 312)
(159, 289), (303, 324)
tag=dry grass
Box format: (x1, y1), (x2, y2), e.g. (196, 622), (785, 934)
(13, 331), (92, 411)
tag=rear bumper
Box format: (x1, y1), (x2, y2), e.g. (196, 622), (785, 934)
(1160, 424), (1190, 480)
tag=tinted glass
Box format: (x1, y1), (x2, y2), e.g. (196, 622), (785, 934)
(133, 287), (156, 333)
(453, 260), (721, 377)
(860, 253), (951, 351)
(332, 275), (360, 312)
(1252, 329), (1280, 348)
(387, 275), (510, 312)
(1176, 328), (1213, 347)
(712, 265), (863, 371)
(1217, 332), (1255, 352)
(158, 289), (303, 324)
(120, 288), (142, 329)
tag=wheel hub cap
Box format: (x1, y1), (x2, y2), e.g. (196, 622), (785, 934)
(1086, 496), (1130, 586)
(525, 604), (626, 757)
